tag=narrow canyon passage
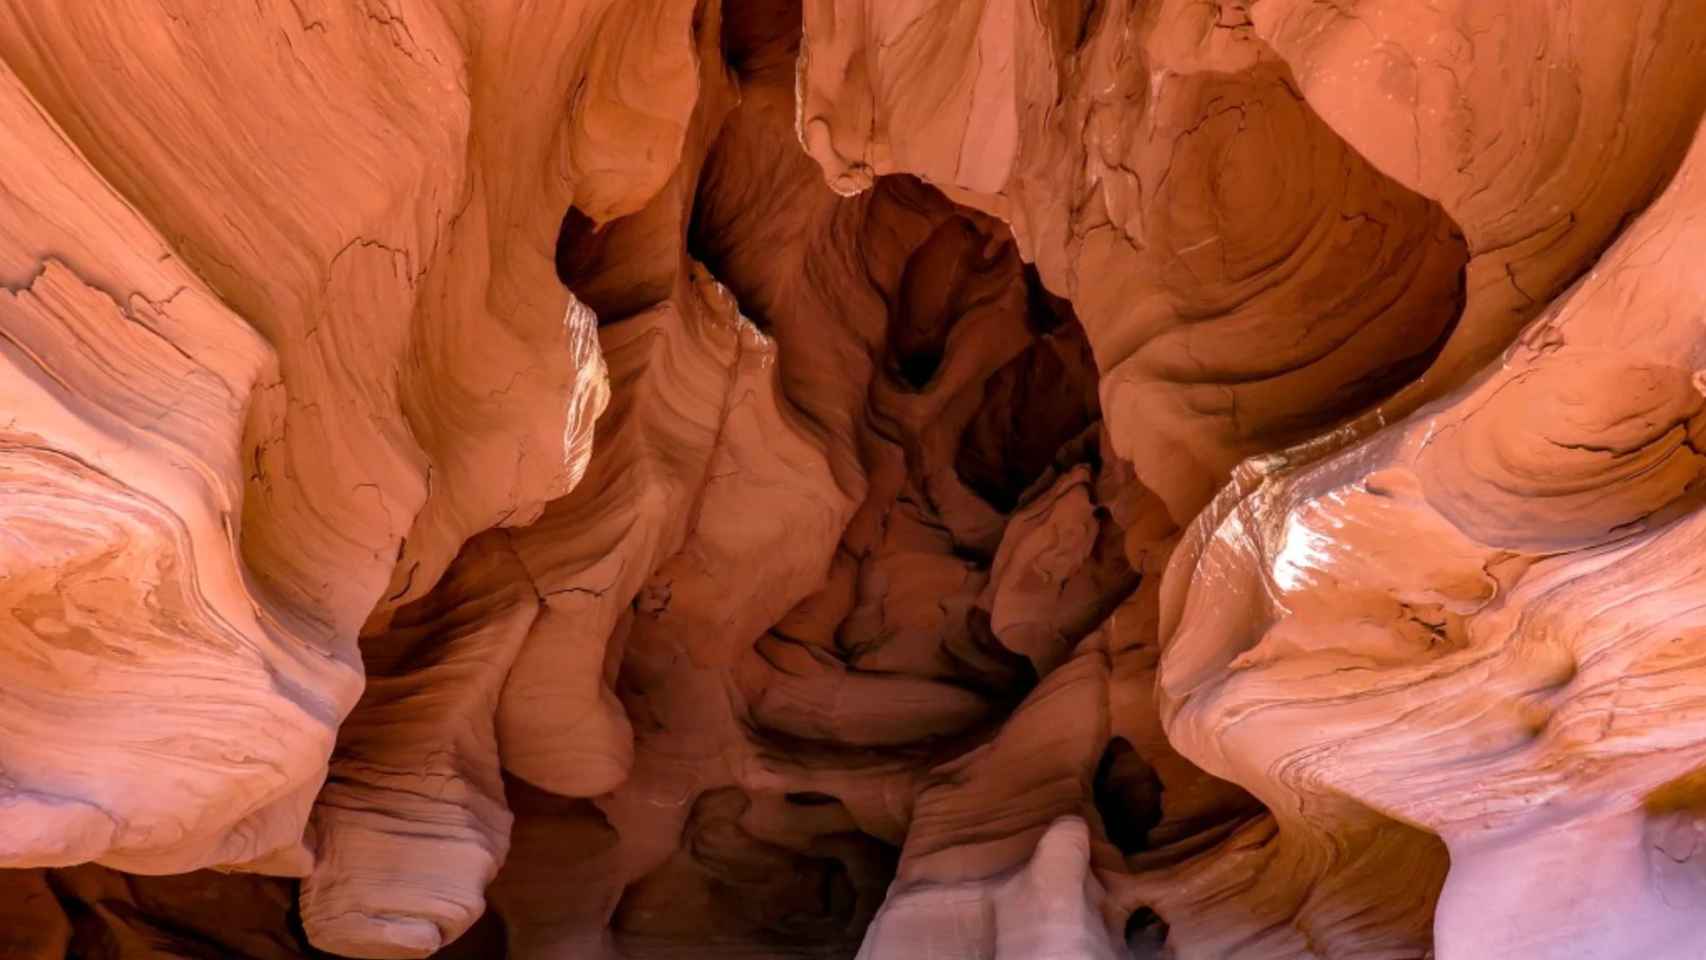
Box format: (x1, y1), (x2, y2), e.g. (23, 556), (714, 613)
(4, 1), (1706, 959)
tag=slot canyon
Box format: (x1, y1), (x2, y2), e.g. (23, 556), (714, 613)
(4, 0), (1706, 957)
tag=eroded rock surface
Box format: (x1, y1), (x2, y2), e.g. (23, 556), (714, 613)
(6, 1), (1706, 958)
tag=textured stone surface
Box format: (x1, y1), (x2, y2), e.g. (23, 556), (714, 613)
(5, 1), (1706, 959)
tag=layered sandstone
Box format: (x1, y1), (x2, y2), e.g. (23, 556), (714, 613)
(4, 1), (1706, 959)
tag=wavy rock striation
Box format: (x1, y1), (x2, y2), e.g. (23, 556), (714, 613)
(5, 1), (1706, 959)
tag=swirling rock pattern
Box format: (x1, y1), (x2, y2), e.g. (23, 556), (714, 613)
(6, 1), (1706, 959)
(0, 56), (359, 875)
(301, 532), (542, 957)
(1162, 109), (1706, 959)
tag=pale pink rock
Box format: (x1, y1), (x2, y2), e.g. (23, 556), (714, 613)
(5, 2), (1706, 958)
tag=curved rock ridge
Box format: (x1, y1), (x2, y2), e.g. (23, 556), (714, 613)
(4, 1), (1706, 959)
(796, 0), (1473, 521)
(0, 56), (359, 875)
(301, 532), (543, 957)
(1159, 108), (1706, 960)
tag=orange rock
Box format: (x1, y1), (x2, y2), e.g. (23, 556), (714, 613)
(5, 2), (1706, 958)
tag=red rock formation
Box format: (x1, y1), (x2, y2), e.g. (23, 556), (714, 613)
(6, 1), (1706, 959)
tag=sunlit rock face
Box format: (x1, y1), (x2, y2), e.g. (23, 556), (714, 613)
(3, 1), (1706, 958)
